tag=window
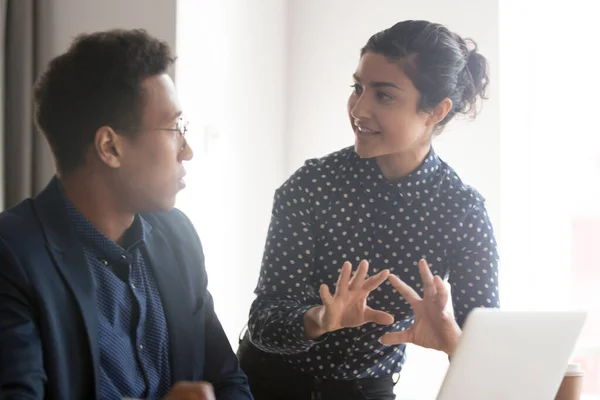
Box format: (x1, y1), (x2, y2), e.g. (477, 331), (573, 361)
(500, 0), (600, 396)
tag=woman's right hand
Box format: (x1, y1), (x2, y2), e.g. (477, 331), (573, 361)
(303, 260), (394, 339)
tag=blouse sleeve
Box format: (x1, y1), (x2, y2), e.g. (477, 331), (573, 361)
(248, 161), (326, 354)
(447, 202), (500, 328)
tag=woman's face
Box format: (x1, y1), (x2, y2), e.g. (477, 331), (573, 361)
(347, 52), (435, 159)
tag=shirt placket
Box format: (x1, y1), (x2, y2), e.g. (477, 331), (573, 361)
(127, 251), (151, 396)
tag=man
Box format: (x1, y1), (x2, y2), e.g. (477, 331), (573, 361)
(0, 29), (252, 400)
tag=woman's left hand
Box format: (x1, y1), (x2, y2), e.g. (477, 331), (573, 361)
(379, 259), (461, 356)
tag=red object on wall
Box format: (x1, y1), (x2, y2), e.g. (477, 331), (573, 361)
(572, 218), (600, 279)
(571, 218), (600, 394)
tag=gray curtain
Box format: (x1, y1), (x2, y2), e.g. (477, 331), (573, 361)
(1, 0), (54, 211)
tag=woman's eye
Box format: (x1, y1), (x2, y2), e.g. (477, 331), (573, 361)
(377, 92), (393, 101)
(350, 83), (363, 95)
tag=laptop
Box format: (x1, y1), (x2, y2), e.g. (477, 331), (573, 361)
(436, 308), (587, 400)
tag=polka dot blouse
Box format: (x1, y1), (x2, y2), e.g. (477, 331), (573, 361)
(248, 146), (500, 380)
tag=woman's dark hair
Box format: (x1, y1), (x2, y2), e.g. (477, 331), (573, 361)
(33, 29), (176, 173)
(361, 20), (489, 130)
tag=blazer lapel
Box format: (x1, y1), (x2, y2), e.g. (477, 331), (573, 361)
(32, 178), (100, 398)
(143, 226), (196, 382)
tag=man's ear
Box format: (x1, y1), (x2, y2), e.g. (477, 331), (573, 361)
(94, 126), (124, 168)
(425, 98), (453, 127)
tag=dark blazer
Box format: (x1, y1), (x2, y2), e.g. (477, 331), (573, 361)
(0, 178), (252, 400)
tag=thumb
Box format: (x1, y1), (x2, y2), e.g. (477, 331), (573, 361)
(379, 328), (412, 346)
(364, 307), (394, 326)
(319, 284), (334, 306)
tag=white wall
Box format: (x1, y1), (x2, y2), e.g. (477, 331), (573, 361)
(499, 0), (600, 326)
(498, 0), (600, 309)
(175, 0), (288, 347)
(39, 0), (177, 74)
(499, 2), (600, 395)
(285, 1), (499, 397)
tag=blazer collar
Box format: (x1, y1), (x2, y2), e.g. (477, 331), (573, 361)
(32, 177), (101, 399)
(141, 221), (197, 381)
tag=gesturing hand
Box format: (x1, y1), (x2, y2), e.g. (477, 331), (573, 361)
(304, 260), (394, 339)
(379, 259), (461, 355)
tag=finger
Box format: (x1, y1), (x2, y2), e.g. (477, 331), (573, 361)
(364, 307), (394, 325)
(388, 274), (421, 305)
(434, 275), (449, 309)
(319, 284), (334, 306)
(349, 259), (369, 290)
(419, 259), (437, 299)
(379, 328), (412, 346)
(335, 262), (352, 295)
(363, 269), (390, 292)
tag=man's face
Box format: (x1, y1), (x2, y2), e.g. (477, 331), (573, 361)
(114, 73), (193, 212)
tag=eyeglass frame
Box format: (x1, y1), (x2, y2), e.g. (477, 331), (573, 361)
(114, 115), (189, 150)
(115, 114), (189, 137)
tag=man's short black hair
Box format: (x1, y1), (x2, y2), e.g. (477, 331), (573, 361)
(33, 29), (176, 174)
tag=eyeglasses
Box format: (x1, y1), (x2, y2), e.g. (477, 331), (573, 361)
(160, 115), (189, 137)
(117, 114), (189, 137)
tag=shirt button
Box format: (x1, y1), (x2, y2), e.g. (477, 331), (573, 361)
(131, 283), (136, 289)
(139, 344), (144, 350)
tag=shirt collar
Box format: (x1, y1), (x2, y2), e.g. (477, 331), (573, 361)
(347, 147), (442, 203)
(58, 181), (151, 263)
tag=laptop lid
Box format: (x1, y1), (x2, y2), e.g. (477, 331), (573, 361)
(436, 308), (587, 400)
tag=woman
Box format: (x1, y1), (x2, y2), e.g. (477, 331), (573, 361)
(238, 20), (499, 400)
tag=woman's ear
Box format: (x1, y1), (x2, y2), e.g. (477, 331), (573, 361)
(426, 98), (453, 127)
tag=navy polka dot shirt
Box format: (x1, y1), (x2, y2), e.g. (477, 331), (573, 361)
(249, 146), (500, 380)
(63, 195), (172, 399)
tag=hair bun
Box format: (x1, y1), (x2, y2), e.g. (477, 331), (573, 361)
(457, 41), (489, 117)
